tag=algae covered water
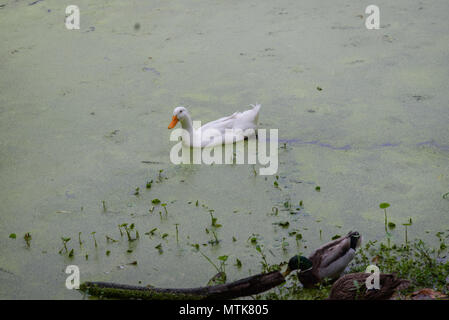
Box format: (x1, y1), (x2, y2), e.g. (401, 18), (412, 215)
(0, 0), (448, 299)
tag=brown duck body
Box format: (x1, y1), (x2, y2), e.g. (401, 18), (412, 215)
(328, 273), (409, 300)
(298, 231), (361, 288)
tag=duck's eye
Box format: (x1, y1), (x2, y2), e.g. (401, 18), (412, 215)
(179, 110), (183, 113)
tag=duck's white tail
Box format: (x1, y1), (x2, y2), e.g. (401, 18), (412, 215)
(250, 103), (261, 111)
(250, 103), (261, 124)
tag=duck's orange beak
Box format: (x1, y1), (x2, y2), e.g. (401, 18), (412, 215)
(168, 115), (178, 129)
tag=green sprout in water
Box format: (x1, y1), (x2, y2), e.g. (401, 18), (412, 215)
(208, 230), (220, 246)
(379, 202), (392, 247)
(255, 245), (279, 273)
(198, 250), (228, 285)
(174, 223), (179, 245)
(59, 237), (71, 254)
(24, 233), (32, 248)
(106, 235), (118, 243)
(209, 210), (221, 228)
(403, 218), (413, 246)
(119, 223), (139, 242)
(145, 228), (158, 238)
(91, 232), (98, 248)
(155, 243), (163, 254)
(379, 202), (390, 232)
(161, 203), (168, 216)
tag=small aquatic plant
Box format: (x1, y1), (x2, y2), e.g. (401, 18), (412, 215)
(379, 202), (390, 232)
(255, 245), (280, 273)
(106, 235), (118, 243)
(209, 210), (221, 228)
(174, 224), (179, 244)
(91, 232), (98, 248)
(161, 203), (168, 216)
(119, 223), (139, 242)
(379, 202), (392, 246)
(208, 230), (220, 246)
(155, 243), (163, 254)
(145, 228), (158, 238)
(24, 233), (32, 248)
(78, 232), (83, 247)
(402, 218), (413, 245)
(198, 250), (228, 284)
(59, 237), (71, 254)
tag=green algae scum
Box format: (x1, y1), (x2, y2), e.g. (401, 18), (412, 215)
(0, 0), (448, 300)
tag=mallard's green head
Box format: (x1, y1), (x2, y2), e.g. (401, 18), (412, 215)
(282, 255), (313, 277)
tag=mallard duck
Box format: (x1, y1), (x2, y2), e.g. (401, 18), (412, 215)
(167, 104), (261, 147)
(282, 231), (362, 288)
(328, 273), (409, 300)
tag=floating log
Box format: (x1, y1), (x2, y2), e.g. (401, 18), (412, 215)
(79, 270), (285, 300)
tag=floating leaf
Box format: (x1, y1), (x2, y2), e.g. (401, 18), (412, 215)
(388, 222), (396, 229)
(379, 202), (390, 209)
(218, 255), (228, 262)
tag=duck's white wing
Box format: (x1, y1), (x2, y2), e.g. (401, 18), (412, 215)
(200, 112), (239, 134)
(200, 104), (261, 135)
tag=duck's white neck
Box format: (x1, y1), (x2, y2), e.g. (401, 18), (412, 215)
(179, 114), (194, 138)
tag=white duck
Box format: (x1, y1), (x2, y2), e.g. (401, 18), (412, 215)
(168, 104), (261, 147)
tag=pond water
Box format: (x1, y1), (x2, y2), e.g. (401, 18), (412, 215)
(0, 0), (448, 299)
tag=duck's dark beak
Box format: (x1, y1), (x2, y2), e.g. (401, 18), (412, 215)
(168, 115), (178, 129)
